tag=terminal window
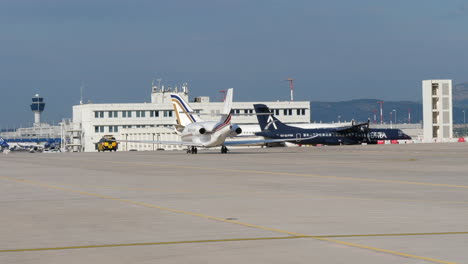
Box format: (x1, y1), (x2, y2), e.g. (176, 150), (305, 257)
(135, 110), (146, 118)
(108, 111), (118, 118)
(94, 111), (104, 118)
(109, 126), (119, 133)
(95, 126), (105, 133)
(150, 110), (159, 117)
(164, 110), (173, 117)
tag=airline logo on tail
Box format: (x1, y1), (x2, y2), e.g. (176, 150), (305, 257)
(253, 104), (283, 131)
(0, 137), (9, 148)
(265, 115), (278, 130)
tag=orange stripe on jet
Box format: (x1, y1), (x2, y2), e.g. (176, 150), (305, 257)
(171, 99), (195, 123)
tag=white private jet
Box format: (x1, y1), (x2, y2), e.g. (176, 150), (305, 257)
(121, 88), (315, 154)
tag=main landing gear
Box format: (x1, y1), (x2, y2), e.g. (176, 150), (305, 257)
(187, 146), (198, 154)
(221, 146), (229, 154)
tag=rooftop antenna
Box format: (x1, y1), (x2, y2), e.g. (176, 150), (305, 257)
(157, 78), (162, 92)
(80, 81), (84, 105)
(219, 90), (227, 102)
(182, 82), (188, 94)
(151, 79), (156, 92)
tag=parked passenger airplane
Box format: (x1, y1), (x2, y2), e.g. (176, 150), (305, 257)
(253, 104), (411, 145)
(120, 89), (315, 154)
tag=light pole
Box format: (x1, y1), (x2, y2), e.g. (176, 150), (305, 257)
(463, 110), (466, 124)
(389, 112), (393, 128)
(392, 109), (396, 124)
(59, 122), (64, 152)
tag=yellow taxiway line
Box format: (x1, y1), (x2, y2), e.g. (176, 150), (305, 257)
(0, 236), (306, 253)
(319, 231), (468, 238)
(0, 176), (459, 264)
(2, 232), (467, 254)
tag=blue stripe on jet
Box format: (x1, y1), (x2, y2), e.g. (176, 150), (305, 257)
(171, 95), (196, 123)
(170, 95), (191, 113)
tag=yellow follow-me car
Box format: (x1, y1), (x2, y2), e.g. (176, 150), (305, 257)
(96, 135), (118, 152)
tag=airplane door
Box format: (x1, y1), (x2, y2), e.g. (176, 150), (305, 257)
(296, 133), (302, 142)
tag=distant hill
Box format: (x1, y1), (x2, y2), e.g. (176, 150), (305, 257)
(310, 82), (468, 124)
(310, 99), (422, 124)
(453, 82), (468, 109)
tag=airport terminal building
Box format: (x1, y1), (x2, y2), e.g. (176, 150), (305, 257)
(0, 95), (62, 146)
(72, 84), (310, 152)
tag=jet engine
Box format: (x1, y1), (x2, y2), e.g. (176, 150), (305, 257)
(228, 124), (242, 137)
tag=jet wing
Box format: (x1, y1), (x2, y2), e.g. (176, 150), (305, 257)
(117, 140), (205, 147)
(224, 136), (318, 146)
(336, 121), (370, 133)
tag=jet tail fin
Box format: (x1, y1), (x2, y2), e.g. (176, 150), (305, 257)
(219, 88), (233, 124)
(253, 104), (288, 131)
(170, 94), (202, 126)
(0, 137), (9, 148)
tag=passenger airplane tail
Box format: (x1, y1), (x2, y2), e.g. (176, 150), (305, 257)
(170, 94), (202, 126)
(214, 88), (233, 131)
(220, 88), (233, 120)
(0, 137), (9, 148)
(253, 104), (289, 131)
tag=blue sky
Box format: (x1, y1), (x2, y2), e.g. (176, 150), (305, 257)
(1, 0), (467, 126)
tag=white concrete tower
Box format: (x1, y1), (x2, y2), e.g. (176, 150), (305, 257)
(422, 80), (453, 140)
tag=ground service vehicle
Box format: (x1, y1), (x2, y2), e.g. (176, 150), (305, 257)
(97, 135), (118, 152)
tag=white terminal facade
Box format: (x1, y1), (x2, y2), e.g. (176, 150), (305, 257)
(72, 83), (310, 152)
(422, 79), (453, 140)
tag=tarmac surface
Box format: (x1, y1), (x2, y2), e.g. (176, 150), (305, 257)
(1, 143), (467, 264)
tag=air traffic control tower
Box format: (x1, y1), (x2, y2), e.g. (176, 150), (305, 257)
(31, 94), (45, 125)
